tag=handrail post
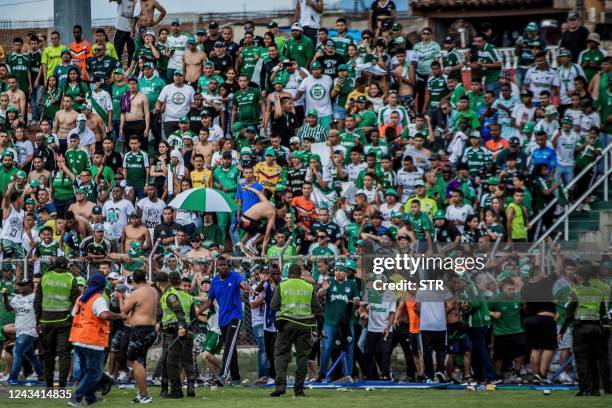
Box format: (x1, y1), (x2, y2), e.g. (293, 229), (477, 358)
(22, 257), (28, 282)
(564, 205), (569, 241)
(540, 241), (545, 276)
(605, 149), (609, 202)
(148, 238), (162, 282)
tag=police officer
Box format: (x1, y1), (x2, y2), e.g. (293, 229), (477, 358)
(559, 265), (610, 396)
(34, 256), (80, 389)
(156, 272), (196, 398)
(269, 264), (322, 397)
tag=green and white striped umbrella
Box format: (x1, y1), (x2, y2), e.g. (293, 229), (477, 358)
(168, 188), (237, 212)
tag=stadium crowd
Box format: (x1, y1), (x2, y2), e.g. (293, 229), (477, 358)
(0, 0), (610, 404)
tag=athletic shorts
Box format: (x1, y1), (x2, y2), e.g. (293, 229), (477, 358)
(110, 328), (124, 353)
(1, 239), (25, 259)
(204, 331), (222, 355)
(493, 332), (527, 361)
(523, 315), (557, 351)
(126, 325), (157, 364)
(240, 215), (265, 235)
(557, 325), (572, 350)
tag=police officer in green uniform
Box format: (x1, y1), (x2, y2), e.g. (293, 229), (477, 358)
(156, 272), (196, 398)
(559, 266), (610, 396)
(33, 256), (79, 389)
(269, 264), (322, 397)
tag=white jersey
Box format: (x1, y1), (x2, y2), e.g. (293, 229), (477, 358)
(523, 67), (558, 103)
(445, 204), (473, 234)
(1, 205), (25, 244)
(298, 74), (333, 117)
(115, 0), (135, 32)
(555, 63), (585, 105)
(102, 198), (135, 240)
(345, 162), (367, 183)
(157, 84), (195, 122)
(136, 197), (167, 229)
(396, 168), (423, 202)
(554, 130), (579, 166)
(298, 0), (321, 29)
(167, 33), (190, 70)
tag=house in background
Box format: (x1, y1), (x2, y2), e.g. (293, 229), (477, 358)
(410, 0), (610, 49)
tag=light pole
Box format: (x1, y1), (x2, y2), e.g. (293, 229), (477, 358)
(54, 0), (92, 44)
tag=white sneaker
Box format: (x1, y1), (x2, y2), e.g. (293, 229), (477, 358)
(558, 372), (573, 384)
(582, 203), (591, 211)
(266, 378), (275, 385)
(118, 371), (128, 381)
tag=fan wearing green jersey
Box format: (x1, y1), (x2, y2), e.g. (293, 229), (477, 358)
(7, 37), (31, 95)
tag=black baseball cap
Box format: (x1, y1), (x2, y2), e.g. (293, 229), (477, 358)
(510, 137), (520, 146)
(92, 205), (102, 214)
(443, 36), (454, 44)
(214, 40), (224, 48)
(209, 22), (218, 29)
(267, 21), (278, 28)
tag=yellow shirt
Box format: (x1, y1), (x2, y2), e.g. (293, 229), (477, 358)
(191, 168), (212, 188)
(44, 219), (57, 236)
(42, 44), (66, 80)
(403, 195), (438, 219)
(345, 89), (367, 110)
(254, 162), (282, 191)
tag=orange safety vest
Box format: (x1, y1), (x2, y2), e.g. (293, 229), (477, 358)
(405, 298), (420, 334)
(69, 293), (110, 348)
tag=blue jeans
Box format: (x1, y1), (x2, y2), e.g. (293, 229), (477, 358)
(9, 334), (44, 381)
(30, 85), (44, 122)
(555, 164), (574, 188)
(484, 80), (500, 97)
(320, 324), (354, 377)
(467, 327), (497, 381)
(252, 324), (268, 378)
(74, 346), (105, 404)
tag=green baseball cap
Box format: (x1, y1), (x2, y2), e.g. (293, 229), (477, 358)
(561, 116), (573, 125)
(335, 260), (346, 270)
(433, 210), (446, 220)
(179, 117), (190, 124)
(525, 22), (539, 32)
(7, 105), (19, 114)
(171, 18), (180, 25)
(390, 210), (402, 218)
(344, 259), (357, 272)
(306, 109), (318, 117)
(246, 125), (257, 132)
(1, 150), (13, 159)
(77, 277), (87, 286)
(558, 48), (571, 58)
(392, 23), (403, 30)
(30, 179), (41, 188)
(469, 130), (481, 138)
(415, 180), (425, 187)
(384, 188), (398, 197)
(357, 95), (367, 103)
(275, 183), (286, 192)
(486, 176), (499, 186)
(16, 170), (27, 178)
(264, 148), (276, 157)
(232, 121), (245, 133)
(310, 61), (322, 69)
(496, 268), (515, 282)
(187, 36), (197, 45)
(240, 146), (253, 155)
(272, 76), (285, 85)
(174, 69), (184, 76)
(203, 60), (214, 67)
(337, 64), (348, 71)
(521, 121), (535, 133)
(24, 197), (35, 205)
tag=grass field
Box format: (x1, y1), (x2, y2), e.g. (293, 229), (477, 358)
(0, 386), (611, 408)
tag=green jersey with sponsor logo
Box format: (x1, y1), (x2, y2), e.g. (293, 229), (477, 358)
(323, 277), (360, 325)
(139, 75), (166, 112)
(123, 150), (150, 188)
(7, 52), (31, 92)
(233, 87), (261, 124)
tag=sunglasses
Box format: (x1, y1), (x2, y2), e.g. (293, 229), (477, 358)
(317, 235), (326, 239)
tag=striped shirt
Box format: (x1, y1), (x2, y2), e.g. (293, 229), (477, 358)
(297, 123), (329, 143)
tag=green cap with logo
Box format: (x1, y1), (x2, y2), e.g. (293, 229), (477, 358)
(310, 61), (322, 69)
(433, 210), (446, 220)
(264, 147), (276, 157)
(306, 109), (318, 117)
(179, 117), (190, 123)
(521, 121), (535, 134)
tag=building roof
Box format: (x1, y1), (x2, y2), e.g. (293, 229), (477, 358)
(411, 0), (552, 10)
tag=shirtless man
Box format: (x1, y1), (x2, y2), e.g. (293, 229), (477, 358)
(68, 188), (96, 220)
(185, 234), (211, 260)
(63, 210), (93, 242)
(184, 40), (206, 88)
(394, 51), (415, 102)
(53, 95), (78, 149)
(120, 77), (150, 149)
(28, 157), (51, 186)
(7, 76), (27, 118)
(135, 0), (166, 35)
(192, 127), (216, 168)
(121, 212), (152, 253)
(117, 269), (159, 404)
(236, 186), (278, 257)
(84, 103), (108, 150)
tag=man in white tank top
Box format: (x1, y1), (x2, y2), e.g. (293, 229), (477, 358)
(293, 0), (323, 44)
(1, 181), (25, 261)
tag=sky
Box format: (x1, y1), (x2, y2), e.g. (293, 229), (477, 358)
(0, 0), (297, 20)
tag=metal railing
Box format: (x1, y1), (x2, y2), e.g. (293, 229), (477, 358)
(527, 142), (612, 244)
(528, 159), (612, 252)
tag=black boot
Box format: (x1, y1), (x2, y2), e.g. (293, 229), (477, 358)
(187, 380), (196, 397)
(167, 389), (184, 399)
(160, 384), (169, 398)
(575, 389), (590, 396)
(294, 388), (306, 397)
(269, 389), (286, 397)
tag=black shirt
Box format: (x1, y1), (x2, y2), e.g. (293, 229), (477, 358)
(104, 151), (124, 174)
(33, 146), (56, 172)
(187, 107), (204, 134)
(520, 273), (557, 316)
(239, 36), (264, 48)
(560, 26), (590, 61)
(317, 53), (345, 78)
(370, 0), (396, 28)
(271, 111), (298, 145)
(209, 53), (234, 75)
(260, 57), (281, 94)
(153, 221), (183, 243)
(223, 41), (240, 59)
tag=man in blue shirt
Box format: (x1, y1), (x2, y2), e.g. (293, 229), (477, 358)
(235, 166), (264, 216)
(201, 256), (253, 386)
(529, 131), (558, 177)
